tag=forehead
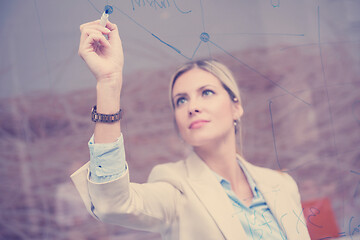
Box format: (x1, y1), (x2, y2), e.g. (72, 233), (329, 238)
(172, 68), (222, 96)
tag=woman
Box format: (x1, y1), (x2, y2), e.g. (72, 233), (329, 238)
(71, 20), (311, 240)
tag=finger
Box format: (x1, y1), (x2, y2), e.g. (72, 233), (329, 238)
(79, 31), (110, 58)
(105, 20), (117, 31)
(84, 33), (111, 50)
(105, 21), (122, 44)
(106, 21), (119, 39)
(80, 29), (100, 47)
(94, 33), (111, 49)
(79, 20), (119, 50)
(80, 24), (111, 36)
(80, 20), (101, 31)
(80, 25), (112, 46)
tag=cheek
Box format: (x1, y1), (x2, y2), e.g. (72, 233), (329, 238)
(213, 98), (233, 118)
(174, 110), (186, 131)
(212, 100), (236, 128)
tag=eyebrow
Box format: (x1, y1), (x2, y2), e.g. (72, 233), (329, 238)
(173, 84), (216, 100)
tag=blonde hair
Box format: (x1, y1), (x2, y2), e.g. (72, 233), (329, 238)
(169, 59), (244, 155)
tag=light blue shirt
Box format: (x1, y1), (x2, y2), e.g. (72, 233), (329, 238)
(88, 134), (126, 183)
(88, 134), (286, 239)
(213, 162), (287, 240)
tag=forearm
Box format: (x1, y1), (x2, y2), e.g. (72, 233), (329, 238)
(94, 74), (122, 144)
(78, 19), (124, 143)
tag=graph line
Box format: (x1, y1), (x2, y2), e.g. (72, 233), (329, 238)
(209, 39), (311, 106)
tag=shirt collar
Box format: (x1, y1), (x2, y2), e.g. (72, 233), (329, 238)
(212, 159), (259, 198)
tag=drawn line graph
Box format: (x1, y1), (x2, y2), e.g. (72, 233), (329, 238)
(317, 6), (338, 155)
(351, 170), (360, 199)
(208, 39), (310, 106)
(129, 0), (192, 14)
(33, 0), (53, 91)
(211, 32), (304, 37)
(87, 0), (310, 105)
(267, 3), (356, 163)
(268, 3), (355, 227)
(279, 40), (360, 51)
(316, 4), (345, 227)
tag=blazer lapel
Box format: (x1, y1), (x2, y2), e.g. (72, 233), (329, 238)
(185, 152), (247, 240)
(240, 158), (308, 240)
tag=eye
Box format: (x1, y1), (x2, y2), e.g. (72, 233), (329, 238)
(202, 89), (214, 97)
(176, 97), (187, 107)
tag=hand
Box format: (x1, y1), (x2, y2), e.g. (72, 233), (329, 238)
(78, 20), (124, 84)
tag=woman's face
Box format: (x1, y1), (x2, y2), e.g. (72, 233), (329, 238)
(172, 68), (243, 147)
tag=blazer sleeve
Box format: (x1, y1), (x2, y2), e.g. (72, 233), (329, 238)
(70, 161), (182, 233)
(283, 172), (302, 204)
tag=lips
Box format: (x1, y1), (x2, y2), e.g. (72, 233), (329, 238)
(189, 120), (210, 129)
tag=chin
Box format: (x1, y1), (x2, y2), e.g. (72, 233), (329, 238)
(182, 128), (234, 148)
(183, 133), (219, 148)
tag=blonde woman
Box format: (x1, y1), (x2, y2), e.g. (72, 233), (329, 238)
(71, 20), (311, 240)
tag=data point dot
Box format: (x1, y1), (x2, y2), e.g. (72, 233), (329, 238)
(200, 32), (210, 42)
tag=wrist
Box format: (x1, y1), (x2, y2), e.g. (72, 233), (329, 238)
(96, 73), (122, 94)
(96, 74), (122, 114)
(96, 72), (123, 88)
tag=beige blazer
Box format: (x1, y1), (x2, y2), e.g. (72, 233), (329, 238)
(71, 152), (310, 240)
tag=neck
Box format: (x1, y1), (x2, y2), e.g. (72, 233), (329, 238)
(193, 132), (243, 185)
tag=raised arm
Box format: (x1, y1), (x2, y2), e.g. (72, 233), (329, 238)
(74, 20), (180, 234)
(78, 20), (124, 143)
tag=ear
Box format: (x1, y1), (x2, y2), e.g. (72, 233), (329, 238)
(232, 101), (244, 120)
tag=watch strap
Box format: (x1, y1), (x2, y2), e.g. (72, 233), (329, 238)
(91, 105), (122, 123)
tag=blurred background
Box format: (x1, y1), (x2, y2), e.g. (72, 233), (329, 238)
(0, 0), (359, 239)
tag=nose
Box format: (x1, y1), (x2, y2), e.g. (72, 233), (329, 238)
(189, 109), (200, 116)
(188, 99), (201, 117)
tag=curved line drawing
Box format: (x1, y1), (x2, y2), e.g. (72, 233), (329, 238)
(86, 0), (310, 105)
(268, 100), (282, 170)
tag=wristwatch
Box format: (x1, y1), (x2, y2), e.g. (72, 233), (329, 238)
(91, 105), (122, 123)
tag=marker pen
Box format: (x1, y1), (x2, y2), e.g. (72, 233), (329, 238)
(100, 5), (113, 27)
